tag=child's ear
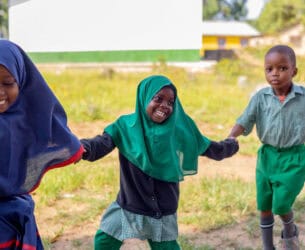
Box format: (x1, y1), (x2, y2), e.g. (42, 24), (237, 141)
(293, 67), (298, 77)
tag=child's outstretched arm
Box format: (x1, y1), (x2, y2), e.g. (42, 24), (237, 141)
(228, 124), (245, 139)
(201, 138), (239, 161)
(80, 132), (115, 162)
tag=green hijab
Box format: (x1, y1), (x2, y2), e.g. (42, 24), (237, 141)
(105, 75), (211, 182)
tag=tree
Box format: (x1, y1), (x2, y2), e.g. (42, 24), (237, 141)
(202, 0), (219, 20)
(203, 0), (248, 21)
(0, 0), (8, 38)
(254, 0), (305, 34)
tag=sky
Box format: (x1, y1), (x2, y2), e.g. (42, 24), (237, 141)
(246, 0), (266, 19)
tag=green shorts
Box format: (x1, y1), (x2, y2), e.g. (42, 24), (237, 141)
(256, 144), (305, 215)
(94, 229), (181, 250)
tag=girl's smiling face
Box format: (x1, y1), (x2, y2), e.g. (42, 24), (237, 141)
(146, 86), (175, 123)
(0, 65), (19, 113)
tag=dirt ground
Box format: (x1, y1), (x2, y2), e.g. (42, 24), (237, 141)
(35, 122), (305, 250)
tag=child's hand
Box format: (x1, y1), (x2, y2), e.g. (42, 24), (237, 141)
(223, 137), (239, 156)
(227, 136), (238, 142)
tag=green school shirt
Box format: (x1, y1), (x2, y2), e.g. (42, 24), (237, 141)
(237, 84), (305, 148)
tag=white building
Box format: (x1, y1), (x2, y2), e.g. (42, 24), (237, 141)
(8, 0), (203, 52)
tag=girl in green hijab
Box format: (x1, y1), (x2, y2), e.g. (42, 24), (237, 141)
(80, 75), (238, 250)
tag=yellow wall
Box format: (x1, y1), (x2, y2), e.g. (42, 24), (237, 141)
(200, 35), (250, 57)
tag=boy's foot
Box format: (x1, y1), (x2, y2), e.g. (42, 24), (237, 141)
(278, 225), (299, 250)
(120, 238), (151, 250)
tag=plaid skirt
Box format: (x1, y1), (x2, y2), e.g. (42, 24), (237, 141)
(100, 202), (178, 242)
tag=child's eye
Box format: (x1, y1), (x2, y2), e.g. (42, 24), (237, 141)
(153, 96), (162, 102)
(265, 67), (272, 73)
(1, 82), (17, 87)
(168, 101), (174, 106)
(280, 67), (288, 71)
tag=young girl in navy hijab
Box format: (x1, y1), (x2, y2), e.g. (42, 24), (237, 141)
(0, 40), (83, 249)
(80, 75), (239, 250)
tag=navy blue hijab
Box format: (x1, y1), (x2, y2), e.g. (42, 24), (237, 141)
(0, 40), (83, 197)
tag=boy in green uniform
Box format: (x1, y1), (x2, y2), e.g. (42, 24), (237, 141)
(229, 45), (305, 250)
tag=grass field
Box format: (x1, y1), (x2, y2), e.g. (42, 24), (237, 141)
(32, 48), (305, 249)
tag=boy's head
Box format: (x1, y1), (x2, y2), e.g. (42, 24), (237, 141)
(266, 45), (296, 66)
(264, 45), (297, 93)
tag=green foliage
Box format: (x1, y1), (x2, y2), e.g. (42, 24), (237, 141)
(295, 58), (305, 83)
(0, 0), (8, 38)
(214, 58), (245, 80)
(203, 0), (248, 21)
(203, 0), (219, 20)
(221, 0), (248, 20)
(254, 0), (305, 34)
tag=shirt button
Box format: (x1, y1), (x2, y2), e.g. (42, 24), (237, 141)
(154, 212), (161, 219)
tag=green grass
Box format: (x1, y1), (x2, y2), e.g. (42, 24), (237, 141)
(33, 49), (305, 249)
(179, 236), (215, 250)
(28, 49), (201, 63)
(179, 177), (256, 230)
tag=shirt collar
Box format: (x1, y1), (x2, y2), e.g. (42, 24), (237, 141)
(292, 84), (304, 95)
(264, 83), (303, 96)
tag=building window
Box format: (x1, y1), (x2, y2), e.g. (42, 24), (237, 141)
(240, 38), (248, 47)
(218, 37), (226, 49)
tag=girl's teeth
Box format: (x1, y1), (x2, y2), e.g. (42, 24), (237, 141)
(156, 111), (165, 116)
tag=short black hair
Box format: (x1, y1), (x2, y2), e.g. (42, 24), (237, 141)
(265, 45), (296, 66)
